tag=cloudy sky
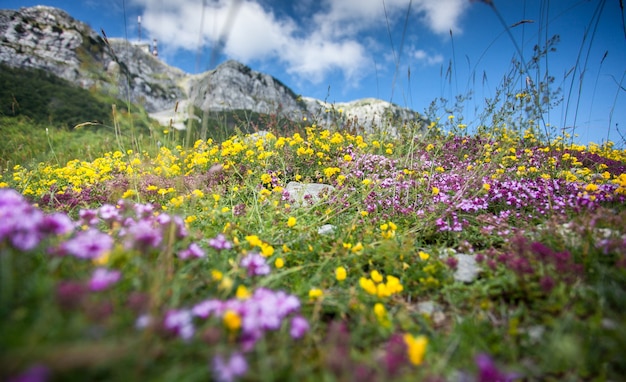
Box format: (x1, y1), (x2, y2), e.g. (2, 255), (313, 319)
(4, 0), (626, 144)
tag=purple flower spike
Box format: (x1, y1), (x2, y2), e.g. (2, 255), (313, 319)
(178, 242), (206, 260)
(61, 228), (113, 259)
(240, 253), (270, 277)
(209, 233), (233, 250)
(89, 268), (121, 291)
(212, 352), (248, 382)
(289, 315), (310, 339)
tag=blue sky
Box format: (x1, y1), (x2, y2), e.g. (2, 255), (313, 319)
(4, 0), (626, 145)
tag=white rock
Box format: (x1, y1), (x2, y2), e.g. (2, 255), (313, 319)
(285, 182), (336, 208)
(453, 253), (480, 283)
(317, 224), (336, 235)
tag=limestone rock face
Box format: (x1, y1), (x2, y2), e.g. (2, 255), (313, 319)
(187, 60), (306, 117)
(0, 5), (428, 133)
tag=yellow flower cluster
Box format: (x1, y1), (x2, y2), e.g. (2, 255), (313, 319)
(380, 221), (397, 239)
(244, 235), (275, 257)
(359, 270), (403, 298)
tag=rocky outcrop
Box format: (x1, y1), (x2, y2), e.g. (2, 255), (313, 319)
(187, 60), (306, 117)
(0, 5), (428, 134)
(304, 97), (429, 134)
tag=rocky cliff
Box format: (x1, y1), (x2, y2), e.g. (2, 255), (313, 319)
(0, 5), (427, 133)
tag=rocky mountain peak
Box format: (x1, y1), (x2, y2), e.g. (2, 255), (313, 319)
(1, 5), (427, 134)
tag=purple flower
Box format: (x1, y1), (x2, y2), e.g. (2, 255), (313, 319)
(89, 268), (121, 291)
(178, 242), (206, 259)
(475, 353), (518, 382)
(212, 352), (248, 382)
(125, 219), (162, 249)
(55, 280), (88, 310)
(164, 309), (195, 341)
(78, 208), (99, 226)
(240, 253), (270, 277)
(61, 228), (113, 259)
(8, 364), (49, 382)
(0, 190), (44, 251)
(132, 202), (155, 218)
(384, 333), (408, 376)
(156, 214), (188, 238)
(98, 204), (120, 221)
(39, 213), (74, 235)
(289, 315), (309, 339)
(192, 299), (223, 318)
(209, 233), (233, 250)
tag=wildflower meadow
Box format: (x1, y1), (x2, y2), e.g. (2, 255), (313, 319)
(1, 110), (626, 381)
(1, 2), (626, 378)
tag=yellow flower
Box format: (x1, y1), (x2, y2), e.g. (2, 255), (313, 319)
(343, 154), (352, 162)
(223, 310), (242, 331)
(335, 266), (347, 281)
(211, 269), (223, 281)
(362, 179), (372, 186)
(370, 270), (383, 283)
(260, 243), (274, 257)
(236, 285), (250, 300)
(418, 251), (430, 261)
(374, 303), (390, 327)
(287, 216), (297, 228)
(275, 257), (284, 269)
(351, 242), (364, 253)
(122, 189), (137, 199)
(431, 187), (440, 196)
(309, 288), (324, 300)
(261, 173), (272, 184)
(482, 183), (491, 192)
(192, 189), (205, 198)
(245, 235), (263, 248)
(359, 277), (377, 295)
(404, 334), (428, 365)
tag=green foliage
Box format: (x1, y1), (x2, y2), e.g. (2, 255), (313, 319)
(0, 64), (127, 128)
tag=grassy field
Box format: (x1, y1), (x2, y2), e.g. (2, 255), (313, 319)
(1, 109), (625, 381)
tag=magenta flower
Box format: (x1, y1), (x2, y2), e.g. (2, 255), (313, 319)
(61, 228), (113, 259)
(240, 253), (270, 277)
(89, 268), (122, 291)
(212, 352), (248, 382)
(178, 242), (206, 259)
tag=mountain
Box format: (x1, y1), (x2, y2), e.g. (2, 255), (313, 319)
(0, 5), (427, 134)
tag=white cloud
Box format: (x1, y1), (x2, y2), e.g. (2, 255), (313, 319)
(129, 0), (469, 83)
(412, 48), (444, 65)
